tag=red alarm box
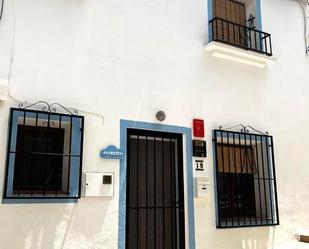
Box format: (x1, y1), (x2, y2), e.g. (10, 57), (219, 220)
(193, 119), (205, 138)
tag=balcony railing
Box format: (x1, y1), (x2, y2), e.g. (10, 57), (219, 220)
(209, 17), (272, 57)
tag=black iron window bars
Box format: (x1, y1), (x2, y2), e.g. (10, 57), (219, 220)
(4, 102), (84, 199)
(209, 17), (273, 56)
(213, 125), (279, 228)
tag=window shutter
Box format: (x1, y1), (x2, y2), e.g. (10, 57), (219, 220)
(213, 0), (246, 25)
(217, 145), (257, 174)
(212, 0), (246, 46)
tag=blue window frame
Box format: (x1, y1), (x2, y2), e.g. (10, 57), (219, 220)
(3, 107), (84, 200)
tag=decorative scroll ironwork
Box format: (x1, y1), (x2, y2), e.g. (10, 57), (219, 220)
(218, 124), (269, 135)
(18, 101), (78, 115)
(41, 121), (56, 127)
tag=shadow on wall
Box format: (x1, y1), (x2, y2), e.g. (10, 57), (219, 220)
(211, 226), (276, 249)
(0, 204), (73, 249)
(201, 51), (269, 84)
(273, 240), (309, 249)
(0, 199), (112, 249)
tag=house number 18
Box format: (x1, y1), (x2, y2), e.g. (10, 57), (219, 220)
(195, 160), (205, 171)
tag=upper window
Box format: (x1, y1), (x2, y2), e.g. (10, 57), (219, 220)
(208, 0), (273, 56)
(213, 127), (279, 228)
(4, 106), (84, 199)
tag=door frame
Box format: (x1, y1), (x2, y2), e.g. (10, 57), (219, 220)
(118, 119), (196, 249)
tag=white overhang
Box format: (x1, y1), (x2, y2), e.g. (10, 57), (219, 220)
(205, 41), (277, 68)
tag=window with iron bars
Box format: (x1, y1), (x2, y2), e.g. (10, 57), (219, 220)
(213, 128), (279, 228)
(4, 107), (84, 199)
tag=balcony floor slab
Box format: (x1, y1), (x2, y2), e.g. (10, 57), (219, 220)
(205, 41), (277, 68)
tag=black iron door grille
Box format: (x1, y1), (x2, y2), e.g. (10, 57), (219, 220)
(126, 129), (185, 249)
(213, 129), (279, 228)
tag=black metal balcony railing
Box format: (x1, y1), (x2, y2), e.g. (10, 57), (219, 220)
(209, 17), (272, 56)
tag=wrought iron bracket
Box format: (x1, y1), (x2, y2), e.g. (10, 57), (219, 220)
(295, 0), (309, 55)
(218, 124), (269, 135)
(0, 0), (3, 22)
(18, 101), (78, 115)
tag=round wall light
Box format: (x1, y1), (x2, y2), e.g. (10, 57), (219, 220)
(156, 110), (166, 122)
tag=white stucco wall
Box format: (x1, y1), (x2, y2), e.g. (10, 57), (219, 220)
(0, 0), (309, 248)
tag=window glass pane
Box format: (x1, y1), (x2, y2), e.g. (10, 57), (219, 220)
(12, 125), (65, 194)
